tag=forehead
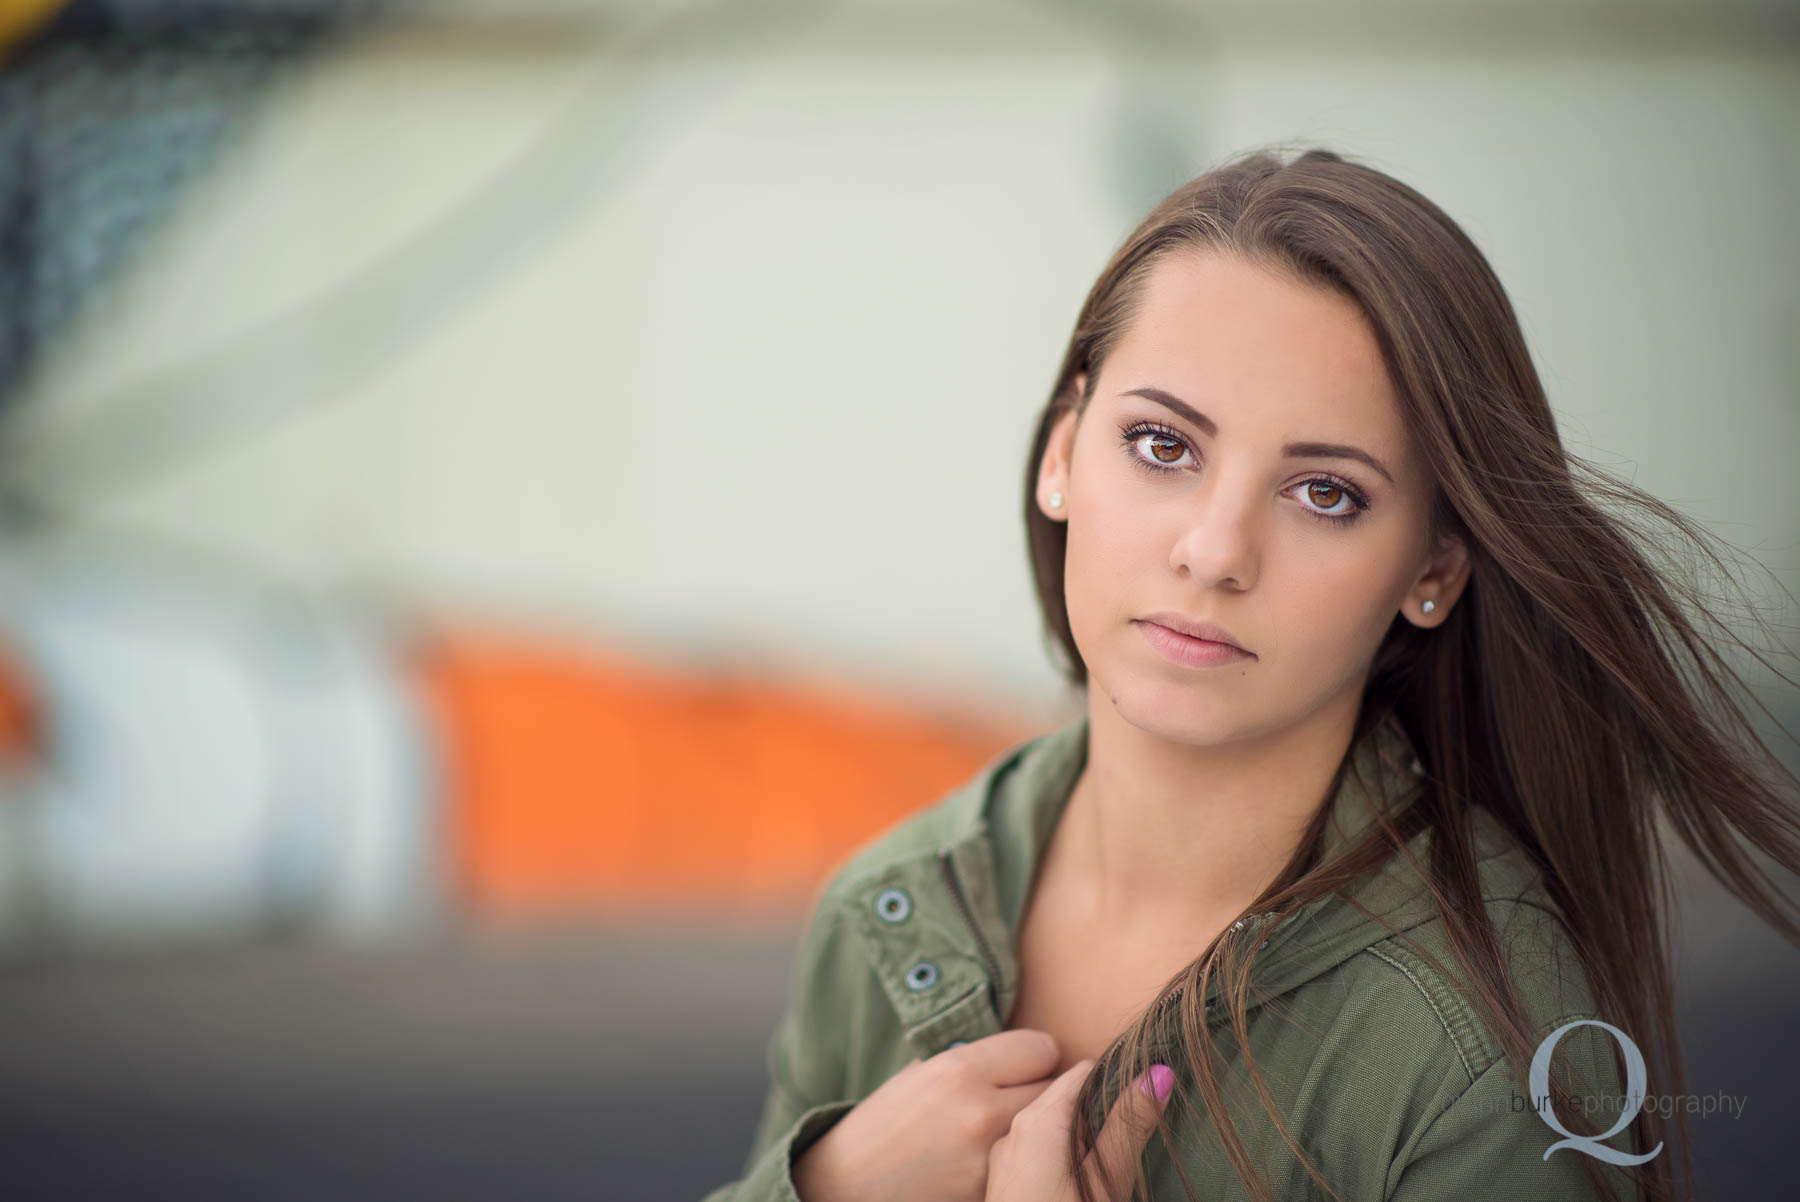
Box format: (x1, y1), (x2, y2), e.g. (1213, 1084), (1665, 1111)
(1110, 251), (1409, 447)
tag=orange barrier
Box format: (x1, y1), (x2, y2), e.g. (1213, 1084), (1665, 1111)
(0, 619), (1031, 918)
(410, 626), (1034, 920)
(0, 638), (38, 772)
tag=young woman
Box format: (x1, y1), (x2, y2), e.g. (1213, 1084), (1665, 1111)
(702, 148), (1800, 1202)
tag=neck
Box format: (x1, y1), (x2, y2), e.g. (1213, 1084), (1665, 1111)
(1055, 695), (1362, 941)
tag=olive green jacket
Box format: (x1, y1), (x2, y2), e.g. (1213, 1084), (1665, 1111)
(703, 713), (1644, 1201)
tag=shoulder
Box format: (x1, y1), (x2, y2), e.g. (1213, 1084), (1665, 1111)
(1361, 808), (1604, 1070)
(1331, 897), (1642, 1199)
(1288, 812), (1635, 1196)
(812, 731), (1031, 907)
(1148, 826), (1638, 1200)
(1318, 803), (1609, 1079)
(1316, 888), (1613, 1107)
(783, 773), (986, 980)
(769, 740), (1028, 1093)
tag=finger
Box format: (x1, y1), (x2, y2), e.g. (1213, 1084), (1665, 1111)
(992, 1074), (1061, 1115)
(1018, 1057), (1093, 1121)
(1052, 1057), (1095, 1097)
(952, 1028), (1063, 1085)
(1087, 1064), (1175, 1202)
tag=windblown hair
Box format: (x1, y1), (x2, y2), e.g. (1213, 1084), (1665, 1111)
(1021, 146), (1800, 1202)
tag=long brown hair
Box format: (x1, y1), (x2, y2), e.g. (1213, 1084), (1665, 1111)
(1023, 146), (1800, 1202)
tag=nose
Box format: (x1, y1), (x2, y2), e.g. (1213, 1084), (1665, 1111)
(1169, 471), (1260, 592)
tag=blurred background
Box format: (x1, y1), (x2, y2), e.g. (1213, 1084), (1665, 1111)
(0, 0), (1794, 1198)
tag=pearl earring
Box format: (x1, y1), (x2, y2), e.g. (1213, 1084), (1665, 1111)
(1049, 492), (1063, 509)
(1421, 599), (1436, 614)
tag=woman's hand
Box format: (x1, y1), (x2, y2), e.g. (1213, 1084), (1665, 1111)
(983, 1058), (1175, 1202)
(792, 1029), (1067, 1202)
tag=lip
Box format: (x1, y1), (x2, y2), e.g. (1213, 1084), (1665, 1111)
(1134, 614), (1254, 669)
(1137, 611), (1250, 653)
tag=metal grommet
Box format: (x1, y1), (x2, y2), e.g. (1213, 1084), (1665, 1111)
(873, 888), (912, 924)
(905, 960), (940, 992)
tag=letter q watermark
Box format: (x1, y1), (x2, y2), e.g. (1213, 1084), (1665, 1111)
(1528, 1019), (1663, 1165)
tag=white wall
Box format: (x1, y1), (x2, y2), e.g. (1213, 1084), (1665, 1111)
(9, 0), (1795, 725)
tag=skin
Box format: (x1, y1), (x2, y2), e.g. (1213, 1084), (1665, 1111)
(1031, 248), (1473, 950)
(984, 1057), (1172, 1202)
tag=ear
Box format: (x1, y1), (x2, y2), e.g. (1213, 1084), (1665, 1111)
(1403, 527), (1472, 627)
(1035, 374), (1085, 523)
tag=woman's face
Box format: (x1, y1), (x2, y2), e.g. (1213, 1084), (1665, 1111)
(1036, 249), (1469, 744)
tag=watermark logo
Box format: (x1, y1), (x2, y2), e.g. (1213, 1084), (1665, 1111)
(1527, 1019), (1663, 1166)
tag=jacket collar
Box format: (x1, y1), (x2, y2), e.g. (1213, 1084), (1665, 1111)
(842, 708), (1540, 1060)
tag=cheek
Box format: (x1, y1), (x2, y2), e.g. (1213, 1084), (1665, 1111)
(1059, 519), (1110, 637)
(1062, 494), (1148, 619)
(1269, 534), (1410, 646)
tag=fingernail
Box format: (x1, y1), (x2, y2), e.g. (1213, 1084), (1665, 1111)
(1138, 1064), (1175, 1102)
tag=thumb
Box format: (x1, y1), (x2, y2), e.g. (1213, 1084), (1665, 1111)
(1085, 1063), (1175, 1202)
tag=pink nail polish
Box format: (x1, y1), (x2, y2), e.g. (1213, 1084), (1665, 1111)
(1138, 1064), (1175, 1102)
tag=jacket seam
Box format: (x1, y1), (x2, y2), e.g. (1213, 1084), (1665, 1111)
(1381, 1050), (1513, 1201)
(1380, 1005), (1606, 1201)
(1363, 942), (1478, 1086)
(1353, 891), (1579, 1061)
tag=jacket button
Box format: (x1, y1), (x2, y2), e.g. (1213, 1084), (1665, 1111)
(905, 960), (940, 991)
(949, 1039), (968, 1048)
(874, 888), (912, 924)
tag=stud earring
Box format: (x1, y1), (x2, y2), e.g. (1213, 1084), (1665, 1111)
(1049, 492), (1063, 509)
(1421, 599), (1436, 615)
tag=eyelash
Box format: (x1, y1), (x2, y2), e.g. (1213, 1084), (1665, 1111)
(1117, 420), (1373, 526)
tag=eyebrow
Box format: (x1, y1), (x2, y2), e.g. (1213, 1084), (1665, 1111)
(1120, 386), (1396, 486)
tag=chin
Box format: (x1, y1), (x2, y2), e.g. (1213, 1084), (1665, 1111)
(1100, 669), (1251, 745)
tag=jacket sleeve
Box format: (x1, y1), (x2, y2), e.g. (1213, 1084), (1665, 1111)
(699, 882), (861, 1202)
(1385, 1024), (1645, 1202)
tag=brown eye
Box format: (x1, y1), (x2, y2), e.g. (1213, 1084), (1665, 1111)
(1296, 477), (1370, 525)
(1118, 421), (1197, 475)
(1307, 482), (1344, 509)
